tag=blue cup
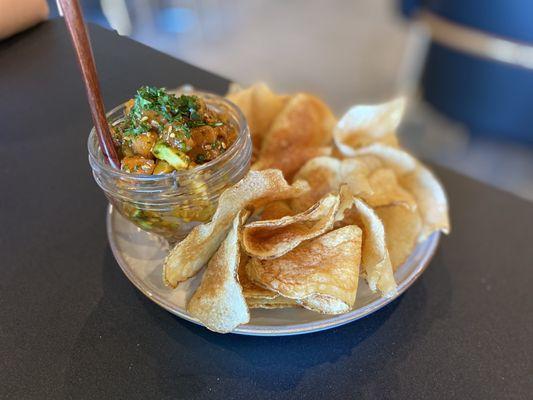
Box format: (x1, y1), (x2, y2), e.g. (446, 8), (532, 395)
(401, 0), (533, 144)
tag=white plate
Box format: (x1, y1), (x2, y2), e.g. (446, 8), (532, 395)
(107, 204), (440, 336)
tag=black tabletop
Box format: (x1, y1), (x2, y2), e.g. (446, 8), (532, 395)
(1, 20), (532, 400)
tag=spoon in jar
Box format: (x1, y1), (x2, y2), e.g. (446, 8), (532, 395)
(57, 0), (120, 169)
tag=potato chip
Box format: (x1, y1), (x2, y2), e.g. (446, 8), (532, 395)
(334, 97), (406, 156)
(375, 204), (422, 271)
(290, 156), (371, 213)
(242, 193), (340, 259)
(238, 253), (277, 299)
(187, 211), (250, 333)
(164, 169), (309, 287)
(352, 154), (384, 172)
(298, 294), (351, 314)
(339, 158), (374, 197)
(337, 198), (396, 297)
(334, 184), (357, 222)
(400, 168), (450, 240)
(245, 225), (362, 314)
(353, 144), (450, 240)
(252, 93), (336, 180)
(362, 168), (417, 210)
(290, 156), (341, 213)
(260, 201), (294, 220)
(293, 157), (414, 214)
(247, 296), (299, 309)
(354, 144), (417, 173)
(157, 87), (453, 325)
(238, 255), (296, 309)
(226, 83), (288, 158)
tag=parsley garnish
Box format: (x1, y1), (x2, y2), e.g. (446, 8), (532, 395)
(120, 87), (223, 137)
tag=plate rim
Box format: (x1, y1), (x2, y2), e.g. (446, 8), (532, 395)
(107, 204), (440, 336)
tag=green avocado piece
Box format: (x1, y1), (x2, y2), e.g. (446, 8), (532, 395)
(151, 142), (189, 170)
(131, 208), (143, 219)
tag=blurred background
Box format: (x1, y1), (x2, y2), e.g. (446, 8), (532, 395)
(42, 1), (533, 200)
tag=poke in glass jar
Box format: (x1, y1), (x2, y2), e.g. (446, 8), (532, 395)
(88, 86), (252, 243)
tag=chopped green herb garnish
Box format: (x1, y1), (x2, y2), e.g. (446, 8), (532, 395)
(120, 86), (220, 138)
(112, 86), (236, 175)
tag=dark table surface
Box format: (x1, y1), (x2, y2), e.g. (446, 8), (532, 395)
(1, 20), (532, 400)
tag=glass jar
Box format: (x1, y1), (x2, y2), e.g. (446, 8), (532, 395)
(88, 90), (252, 243)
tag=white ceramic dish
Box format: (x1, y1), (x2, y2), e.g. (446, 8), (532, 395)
(107, 204), (440, 336)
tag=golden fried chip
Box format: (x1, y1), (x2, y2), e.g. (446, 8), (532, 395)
(352, 154), (384, 171)
(290, 156), (371, 213)
(355, 144), (417, 173)
(298, 294), (352, 314)
(293, 157), (414, 214)
(400, 168), (450, 240)
(334, 97), (406, 156)
(362, 168), (417, 210)
(187, 211), (250, 333)
(242, 193), (340, 259)
(238, 254), (277, 299)
(164, 169), (309, 287)
(245, 225), (362, 314)
(238, 255), (296, 309)
(226, 83), (288, 158)
(339, 158), (374, 197)
(334, 184), (357, 222)
(246, 296), (299, 309)
(375, 205), (422, 271)
(353, 144), (450, 239)
(252, 93), (336, 180)
(290, 156), (341, 213)
(337, 198), (396, 297)
(260, 201), (294, 220)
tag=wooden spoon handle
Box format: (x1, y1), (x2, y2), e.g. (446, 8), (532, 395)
(58, 0), (120, 169)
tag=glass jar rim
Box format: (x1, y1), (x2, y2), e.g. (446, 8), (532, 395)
(87, 89), (249, 182)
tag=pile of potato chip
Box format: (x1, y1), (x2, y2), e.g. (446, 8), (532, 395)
(163, 83), (450, 333)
